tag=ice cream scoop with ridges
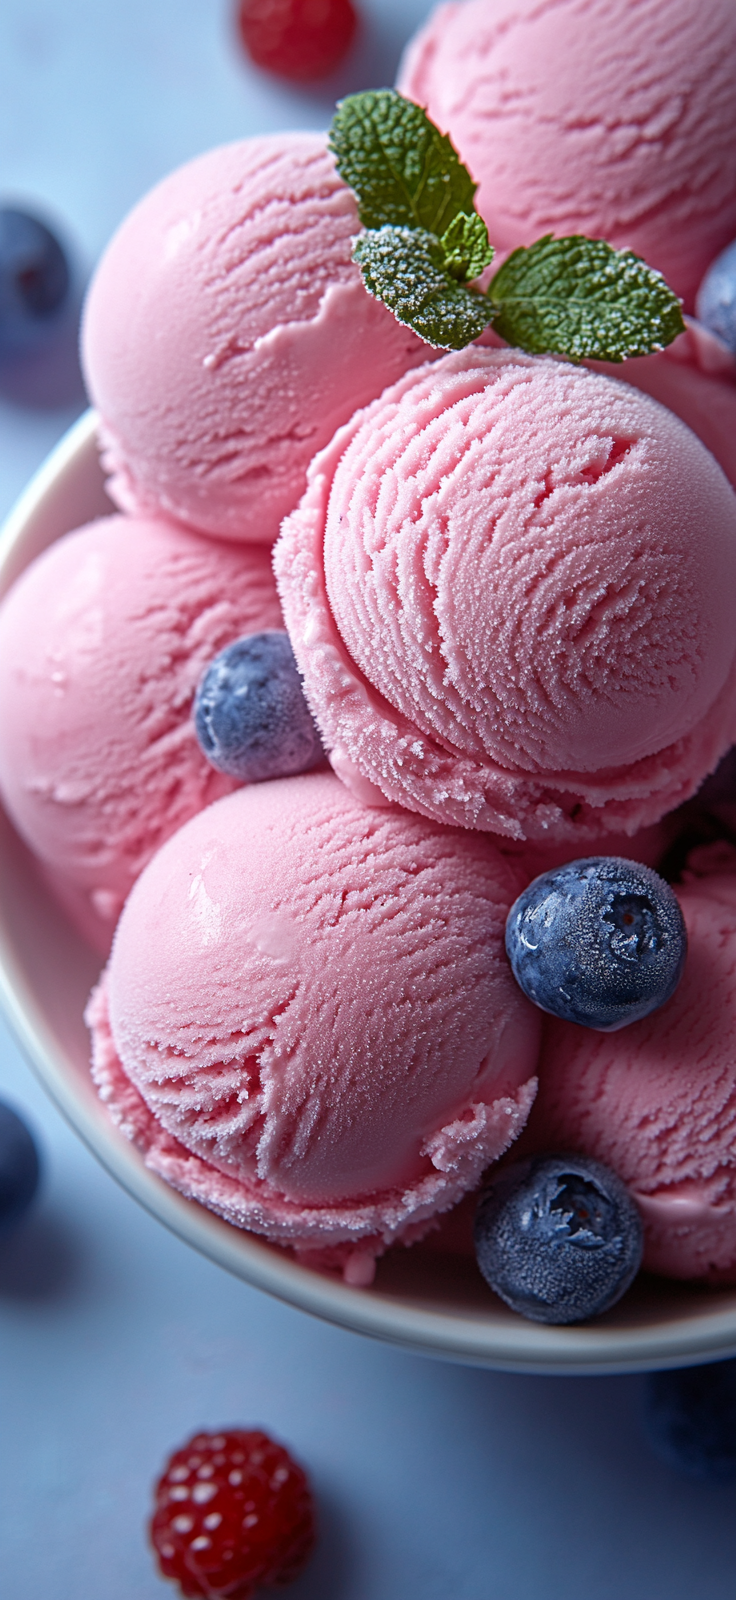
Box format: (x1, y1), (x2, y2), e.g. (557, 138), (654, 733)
(397, 0), (736, 312)
(81, 133), (427, 545)
(86, 772), (541, 1281)
(592, 319), (736, 493)
(276, 347), (736, 842)
(517, 873), (736, 1284)
(0, 514), (282, 948)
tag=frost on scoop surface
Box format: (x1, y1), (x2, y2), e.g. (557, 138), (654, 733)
(275, 347), (736, 843)
(590, 322), (736, 494)
(87, 773), (540, 1277)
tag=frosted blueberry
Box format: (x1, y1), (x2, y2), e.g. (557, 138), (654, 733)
(505, 857), (687, 1030)
(0, 207), (84, 405)
(194, 630), (324, 782)
(474, 1154), (643, 1324)
(0, 1100), (40, 1232)
(0, 208), (70, 357)
(644, 1362), (736, 1482)
(696, 238), (736, 356)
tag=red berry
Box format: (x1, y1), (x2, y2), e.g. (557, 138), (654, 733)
(150, 1428), (316, 1599)
(236, 0), (358, 83)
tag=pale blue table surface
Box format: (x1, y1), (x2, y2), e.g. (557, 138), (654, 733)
(1, 4), (735, 1595)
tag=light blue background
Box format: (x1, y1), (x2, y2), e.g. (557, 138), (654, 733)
(1, 4), (735, 1595)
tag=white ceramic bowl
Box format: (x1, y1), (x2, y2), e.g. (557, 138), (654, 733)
(2, 410), (736, 1375)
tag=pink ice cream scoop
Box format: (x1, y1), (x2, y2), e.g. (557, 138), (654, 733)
(86, 771), (540, 1282)
(592, 320), (736, 493)
(275, 347), (736, 844)
(518, 874), (736, 1284)
(81, 133), (427, 545)
(397, 0), (736, 312)
(0, 514), (282, 946)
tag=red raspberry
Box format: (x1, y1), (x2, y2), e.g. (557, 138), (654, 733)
(150, 1428), (316, 1599)
(236, 0), (358, 83)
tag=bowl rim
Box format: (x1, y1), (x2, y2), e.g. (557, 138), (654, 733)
(3, 408), (736, 1376)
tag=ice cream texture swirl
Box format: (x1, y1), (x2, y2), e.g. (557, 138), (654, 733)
(276, 347), (736, 841)
(0, 48), (729, 1306)
(88, 773), (541, 1277)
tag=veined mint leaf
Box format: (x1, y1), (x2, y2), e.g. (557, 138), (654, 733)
(332, 92), (683, 359)
(488, 236), (686, 361)
(330, 89), (477, 238)
(354, 226), (496, 350)
(440, 213), (494, 282)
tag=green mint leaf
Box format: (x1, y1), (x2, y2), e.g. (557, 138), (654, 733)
(440, 213), (494, 282)
(488, 235), (686, 361)
(330, 89), (478, 237)
(354, 226), (496, 350)
(332, 91), (684, 359)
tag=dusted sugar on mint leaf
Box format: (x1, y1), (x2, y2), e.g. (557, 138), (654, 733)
(275, 346), (736, 844)
(354, 226), (494, 349)
(488, 236), (685, 361)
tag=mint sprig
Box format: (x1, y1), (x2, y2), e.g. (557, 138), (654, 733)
(329, 89), (685, 360)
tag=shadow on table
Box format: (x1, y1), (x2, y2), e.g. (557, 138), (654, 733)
(0, 1206), (81, 1301)
(288, 1481), (357, 1600)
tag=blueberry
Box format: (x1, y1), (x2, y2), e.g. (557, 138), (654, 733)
(474, 1153), (643, 1323)
(644, 1362), (736, 1482)
(194, 630), (324, 782)
(0, 208), (70, 357)
(0, 1100), (40, 1233)
(0, 207), (85, 407)
(505, 857), (687, 1030)
(696, 238), (736, 355)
